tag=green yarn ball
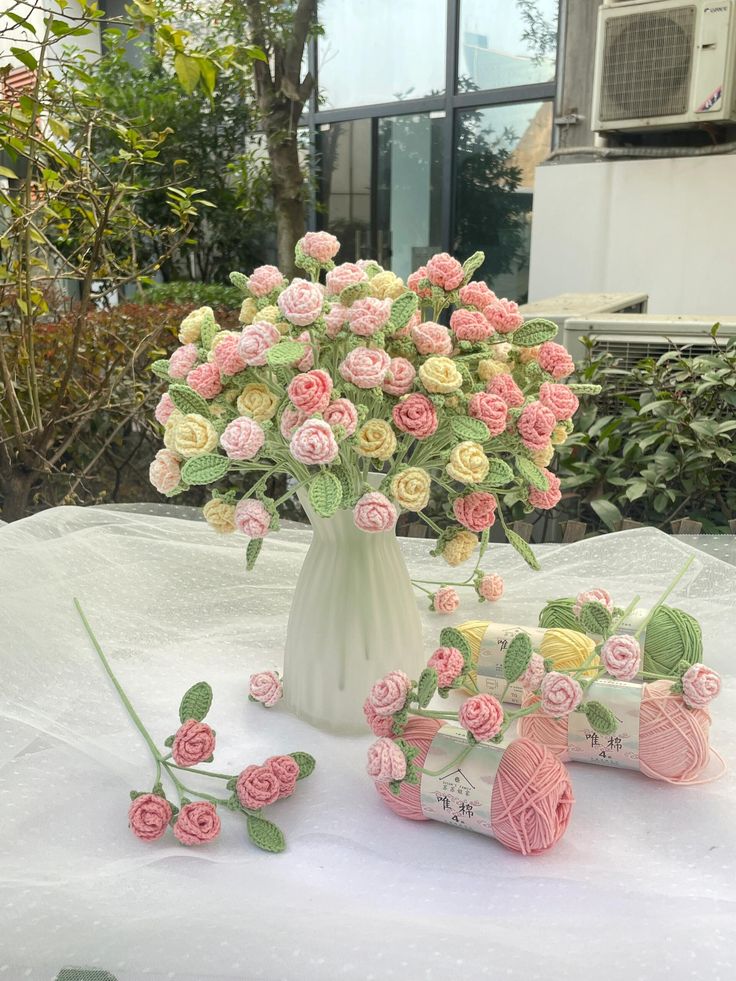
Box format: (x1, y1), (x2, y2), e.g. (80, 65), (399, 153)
(538, 597), (702, 678)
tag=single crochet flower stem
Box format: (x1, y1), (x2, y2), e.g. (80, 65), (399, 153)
(166, 762), (235, 781)
(632, 556), (695, 640)
(410, 708), (460, 720)
(418, 744), (473, 777)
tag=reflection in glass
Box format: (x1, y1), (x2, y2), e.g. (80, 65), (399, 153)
(453, 102), (552, 303)
(317, 119), (372, 263)
(375, 115), (444, 281)
(318, 0), (446, 109)
(458, 0), (558, 93)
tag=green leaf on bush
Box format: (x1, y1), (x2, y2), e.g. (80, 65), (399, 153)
(450, 416), (490, 442)
(516, 456), (549, 491)
(266, 340), (306, 366)
(309, 471), (343, 517)
(503, 527), (540, 571)
(229, 271), (250, 294)
(512, 318), (558, 347)
(582, 700), (618, 735)
(168, 383), (211, 418)
(246, 537), (263, 570)
(290, 751), (316, 780)
(503, 632), (533, 682)
(462, 250), (485, 283)
(247, 815), (285, 853)
(179, 681), (212, 724)
(590, 498), (622, 532)
(388, 291), (418, 330)
(578, 601), (612, 637)
(417, 667), (438, 707)
(180, 453), (230, 485)
(485, 458), (515, 486)
(439, 627), (472, 668)
(150, 359), (171, 380)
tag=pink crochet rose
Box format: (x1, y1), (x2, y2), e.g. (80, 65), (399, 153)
(287, 369), (333, 413)
(369, 670), (411, 717)
(363, 697), (395, 737)
(290, 418), (339, 465)
(172, 720), (216, 767)
(366, 737), (407, 783)
(249, 670), (283, 707)
(277, 278), (324, 327)
(323, 397), (358, 436)
(459, 694), (504, 741)
(486, 373), (524, 407)
(468, 392), (508, 436)
(407, 266), (431, 300)
(410, 320), (453, 355)
(382, 357), (416, 396)
(517, 401), (556, 451)
(453, 491), (497, 532)
(392, 393), (438, 439)
(168, 343), (199, 378)
(212, 334), (247, 376)
(354, 491), (397, 533)
(426, 252), (464, 291)
(186, 362), (223, 400)
(450, 308), (493, 342)
(541, 672), (583, 716)
(485, 298), (523, 334)
(300, 230), (339, 263)
(325, 262), (367, 296)
(149, 449), (181, 494)
(347, 296), (392, 336)
(528, 469), (561, 510)
(478, 573), (504, 601)
(459, 281), (496, 310)
(295, 330), (315, 371)
(236, 764), (281, 809)
(234, 499), (271, 538)
(248, 264), (285, 298)
(339, 346), (391, 388)
(682, 664), (721, 709)
(539, 381), (579, 421)
(129, 793), (172, 842)
(220, 416), (265, 460)
(600, 635), (642, 682)
(265, 754), (300, 798)
(519, 652), (546, 691)
(155, 392), (175, 425)
(173, 801), (221, 846)
(427, 646), (465, 688)
(538, 341), (575, 380)
(238, 321), (281, 366)
(573, 588), (614, 617)
(324, 302), (349, 338)
(280, 406), (307, 440)
(433, 586), (460, 614)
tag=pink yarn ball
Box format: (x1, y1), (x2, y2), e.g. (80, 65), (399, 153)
(368, 670), (410, 717)
(220, 416), (265, 460)
(410, 320), (453, 355)
(392, 393), (438, 439)
(600, 635), (642, 681)
(277, 278), (324, 326)
(249, 670), (283, 707)
(479, 573), (504, 601)
(367, 737), (407, 783)
(323, 397), (358, 436)
(173, 802), (221, 846)
(237, 764), (280, 809)
(326, 262), (367, 296)
(450, 308), (493, 342)
(354, 491), (397, 533)
(172, 720), (216, 767)
(155, 392), (175, 425)
(468, 392), (508, 436)
(519, 652), (546, 691)
(459, 693), (504, 741)
(347, 296), (392, 336)
(280, 406), (307, 440)
(485, 298), (523, 334)
(573, 588), (613, 617)
(540, 672), (583, 717)
(248, 264), (285, 298)
(538, 341), (575, 380)
(453, 492), (497, 532)
(149, 449), (181, 495)
(339, 346), (391, 388)
(528, 470), (561, 510)
(433, 586), (460, 615)
(407, 266), (431, 300)
(363, 697), (395, 737)
(238, 322), (280, 366)
(426, 252), (464, 291)
(168, 343), (199, 378)
(517, 401), (556, 451)
(289, 418), (339, 465)
(300, 230), (339, 263)
(539, 381), (579, 421)
(459, 281), (496, 310)
(486, 373), (524, 407)
(682, 664), (721, 708)
(382, 357), (416, 396)
(287, 369), (333, 413)
(129, 793), (172, 842)
(427, 646), (465, 687)
(265, 755), (300, 798)
(234, 499), (271, 539)
(212, 334), (247, 376)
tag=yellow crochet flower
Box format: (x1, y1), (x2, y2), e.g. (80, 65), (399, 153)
(239, 298), (258, 325)
(179, 306), (214, 344)
(162, 409), (184, 452)
(531, 443), (554, 467)
(477, 358), (510, 381)
(419, 356), (463, 394)
(391, 467), (431, 511)
(551, 424), (567, 446)
(237, 383), (279, 422)
(357, 418), (397, 460)
(443, 529), (478, 566)
(203, 498), (236, 534)
(446, 441), (490, 484)
(257, 304), (280, 324)
(172, 413), (218, 458)
(370, 271), (406, 300)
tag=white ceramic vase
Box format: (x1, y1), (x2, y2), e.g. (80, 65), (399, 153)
(283, 477), (425, 735)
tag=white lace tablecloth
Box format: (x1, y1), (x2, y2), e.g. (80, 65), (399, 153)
(1, 509), (735, 981)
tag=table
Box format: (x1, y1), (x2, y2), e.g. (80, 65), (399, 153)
(1, 507), (735, 980)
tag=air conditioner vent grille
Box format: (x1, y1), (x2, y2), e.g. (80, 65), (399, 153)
(592, 338), (719, 371)
(599, 7), (696, 121)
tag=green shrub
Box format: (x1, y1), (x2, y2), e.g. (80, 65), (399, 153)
(139, 281), (243, 309)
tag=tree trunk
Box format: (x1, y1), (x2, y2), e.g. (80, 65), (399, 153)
(266, 118), (306, 278)
(0, 467), (35, 522)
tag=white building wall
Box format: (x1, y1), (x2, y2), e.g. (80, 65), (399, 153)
(528, 154), (736, 315)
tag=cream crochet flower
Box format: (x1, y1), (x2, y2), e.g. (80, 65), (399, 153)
(391, 467), (431, 511)
(446, 441), (489, 484)
(356, 419), (397, 461)
(172, 413), (218, 458)
(237, 383), (279, 422)
(418, 356), (463, 394)
(442, 529), (478, 566)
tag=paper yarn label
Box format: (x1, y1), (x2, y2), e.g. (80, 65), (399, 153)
(567, 679), (642, 770)
(617, 606), (648, 646)
(475, 623), (547, 704)
(420, 724), (507, 837)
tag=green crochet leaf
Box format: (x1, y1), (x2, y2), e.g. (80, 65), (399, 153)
(266, 340), (306, 366)
(388, 780), (402, 796)
(163, 734), (174, 748)
(503, 632), (533, 682)
(417, 667), (438, 708)
(150, 358), (171, 380)
(675, 658), (692, 678)
(180, 453), (230, 486)
(247, 814), (286, 853)
(512, 318), (558, 347)
(439, 627), (472, 668)
(484, 458), (515, 486)
(582, 700), (618, 735)
(578, 601), (612, 638)
(567, 383), (602, 396)
(461, 250), (485, 284)
(516, 456), (549, 491)
(246, 537), (263, 570)
(200, 315), (218, 351)
(388, 291), (418, 330)
(340, 281), (371, 305)
(330, 466), (354, 504)
(290, 751), (316, 780)
(229, 270), (250, 295)
(309, 471), (343, 517)
(503, 527), (540, 571)
(178, 681), (212, 724)
(168, 384), (211, 418)
(450, 416), (490, 442)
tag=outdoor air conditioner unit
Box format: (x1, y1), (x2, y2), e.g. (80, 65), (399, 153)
(592, 0), (736, 131)
(519, 292), (649, 332)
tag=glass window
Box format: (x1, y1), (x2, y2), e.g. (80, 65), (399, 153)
(375, 114), (444, 280)
(318, 0), (447, 109)
(317, 119), (372, 263)
(453, 101), (553, 303)
(457, 0), (558, 93)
